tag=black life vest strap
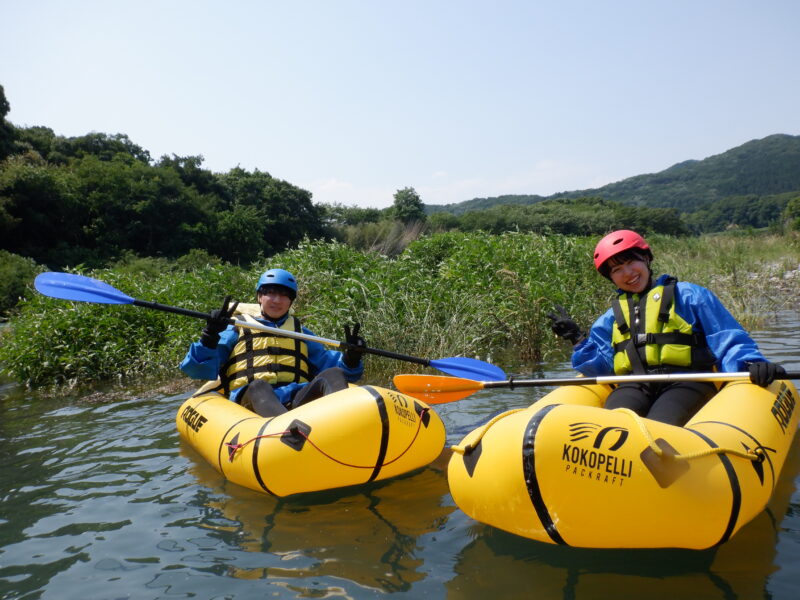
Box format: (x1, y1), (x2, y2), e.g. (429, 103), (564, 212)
(244, 328), (256, 388)
(219, 327), (257, 396)
(657, 277), (677, 323)
(244, 344), (311, 365)
(291, 317), (303, 383)
(624, 294), (649, 375)
(224, 362), (313, 385)
(611, 297), (629, 335)
(614, 331), (705, 352)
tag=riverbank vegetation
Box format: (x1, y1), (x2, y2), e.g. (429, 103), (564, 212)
(1, 231), (798, 390)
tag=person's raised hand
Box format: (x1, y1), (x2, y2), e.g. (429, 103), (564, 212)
(546, 305), (585, 345)
(343, 323), (366, 368)
(201, 296), (239, 349)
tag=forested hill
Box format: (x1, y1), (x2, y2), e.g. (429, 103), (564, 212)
(427, 134), (800, 215)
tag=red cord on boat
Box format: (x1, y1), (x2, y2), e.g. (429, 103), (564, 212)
(224, 407), (430, 467)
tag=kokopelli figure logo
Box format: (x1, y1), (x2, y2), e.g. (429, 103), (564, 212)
(569, 422), (629, 451)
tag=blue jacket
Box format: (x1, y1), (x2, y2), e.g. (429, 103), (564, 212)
(180, 313), (364, 406)
(572, 274), (767, 376)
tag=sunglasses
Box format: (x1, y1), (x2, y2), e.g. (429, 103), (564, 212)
(258, 285), (293, 298)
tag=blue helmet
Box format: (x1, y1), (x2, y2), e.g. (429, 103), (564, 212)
(256, 268), (297, 299)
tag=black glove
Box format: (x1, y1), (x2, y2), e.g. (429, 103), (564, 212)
(546, 305), (585, 345)
(200, 296), (239, 349)
(749, 361), (787, 387)
(343, 323), (366, 368)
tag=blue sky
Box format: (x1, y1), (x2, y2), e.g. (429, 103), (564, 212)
(2, 1), (799, 209)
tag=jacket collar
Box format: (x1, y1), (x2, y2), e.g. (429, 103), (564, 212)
(258, 312), (290, 327)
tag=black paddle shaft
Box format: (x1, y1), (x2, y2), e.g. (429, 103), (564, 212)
(132, 299), (212, 320)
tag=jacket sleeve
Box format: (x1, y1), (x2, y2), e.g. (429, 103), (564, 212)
(179, 328), (239, 380)
(302, 326), (365, 382)
(676, 282), (766, 372)
(570, 309), (616, 376)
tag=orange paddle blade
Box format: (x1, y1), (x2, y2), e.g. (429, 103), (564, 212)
(393, 375), (485, 404)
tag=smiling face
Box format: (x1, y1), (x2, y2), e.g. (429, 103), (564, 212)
(608, 257), (651, 294)
(257, 285), (293, 320)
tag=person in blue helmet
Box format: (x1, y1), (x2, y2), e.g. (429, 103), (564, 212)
(180, 268), (366, 417)
(547, 230), (787, 426)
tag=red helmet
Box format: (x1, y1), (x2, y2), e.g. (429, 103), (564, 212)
(593, 230), (652, 271)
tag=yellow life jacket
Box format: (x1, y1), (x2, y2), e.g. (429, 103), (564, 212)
(610, 277), (717, 375)
(219, 314), (312, 395)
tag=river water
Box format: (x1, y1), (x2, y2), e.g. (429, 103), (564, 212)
(2, 312), (800, 600)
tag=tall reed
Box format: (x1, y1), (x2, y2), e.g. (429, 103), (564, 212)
(1, 231), (798, 388)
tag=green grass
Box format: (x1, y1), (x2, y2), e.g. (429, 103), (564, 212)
(1, 231), (798, 389)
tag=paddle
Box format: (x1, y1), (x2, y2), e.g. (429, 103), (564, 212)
(393, 371), (800, 404)
(34, 272), (506, 381)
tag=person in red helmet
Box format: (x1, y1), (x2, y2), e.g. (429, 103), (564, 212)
(547, 230), (786, 426)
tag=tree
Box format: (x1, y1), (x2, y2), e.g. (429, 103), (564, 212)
(392, 187), (426, 224)
(0, 155), (89, 265)
(322, 202), (384, 226)
(783, 196), (800, 230)
(71, 155), (214, 261)
(0, 84), (16, 161)
(211, 204), (266, 263)
(217, 167), (328, 257)
(157, 154), (230, 199)
(53, 132), (151, 163)
(426, 212), (460, 232)
(13, 126), (56, 160)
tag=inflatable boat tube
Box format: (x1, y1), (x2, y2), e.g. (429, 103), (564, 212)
(177, 384), (446, 497)
(448, 378), (799, 549)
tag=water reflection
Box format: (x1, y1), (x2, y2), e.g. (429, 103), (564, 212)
(181, 442), (454, 592)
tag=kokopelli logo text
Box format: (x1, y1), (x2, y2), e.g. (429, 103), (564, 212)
(562, 422), (633, 486)
(388, 391), (417, 426)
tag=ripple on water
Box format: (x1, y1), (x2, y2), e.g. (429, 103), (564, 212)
(1, 314), (800, 599)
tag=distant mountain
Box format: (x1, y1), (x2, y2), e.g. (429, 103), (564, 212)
(426, 134), (800, 215)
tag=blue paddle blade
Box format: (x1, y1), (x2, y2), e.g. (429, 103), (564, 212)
(34, 272), (135, 305)
(429, 356), (506, 381)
